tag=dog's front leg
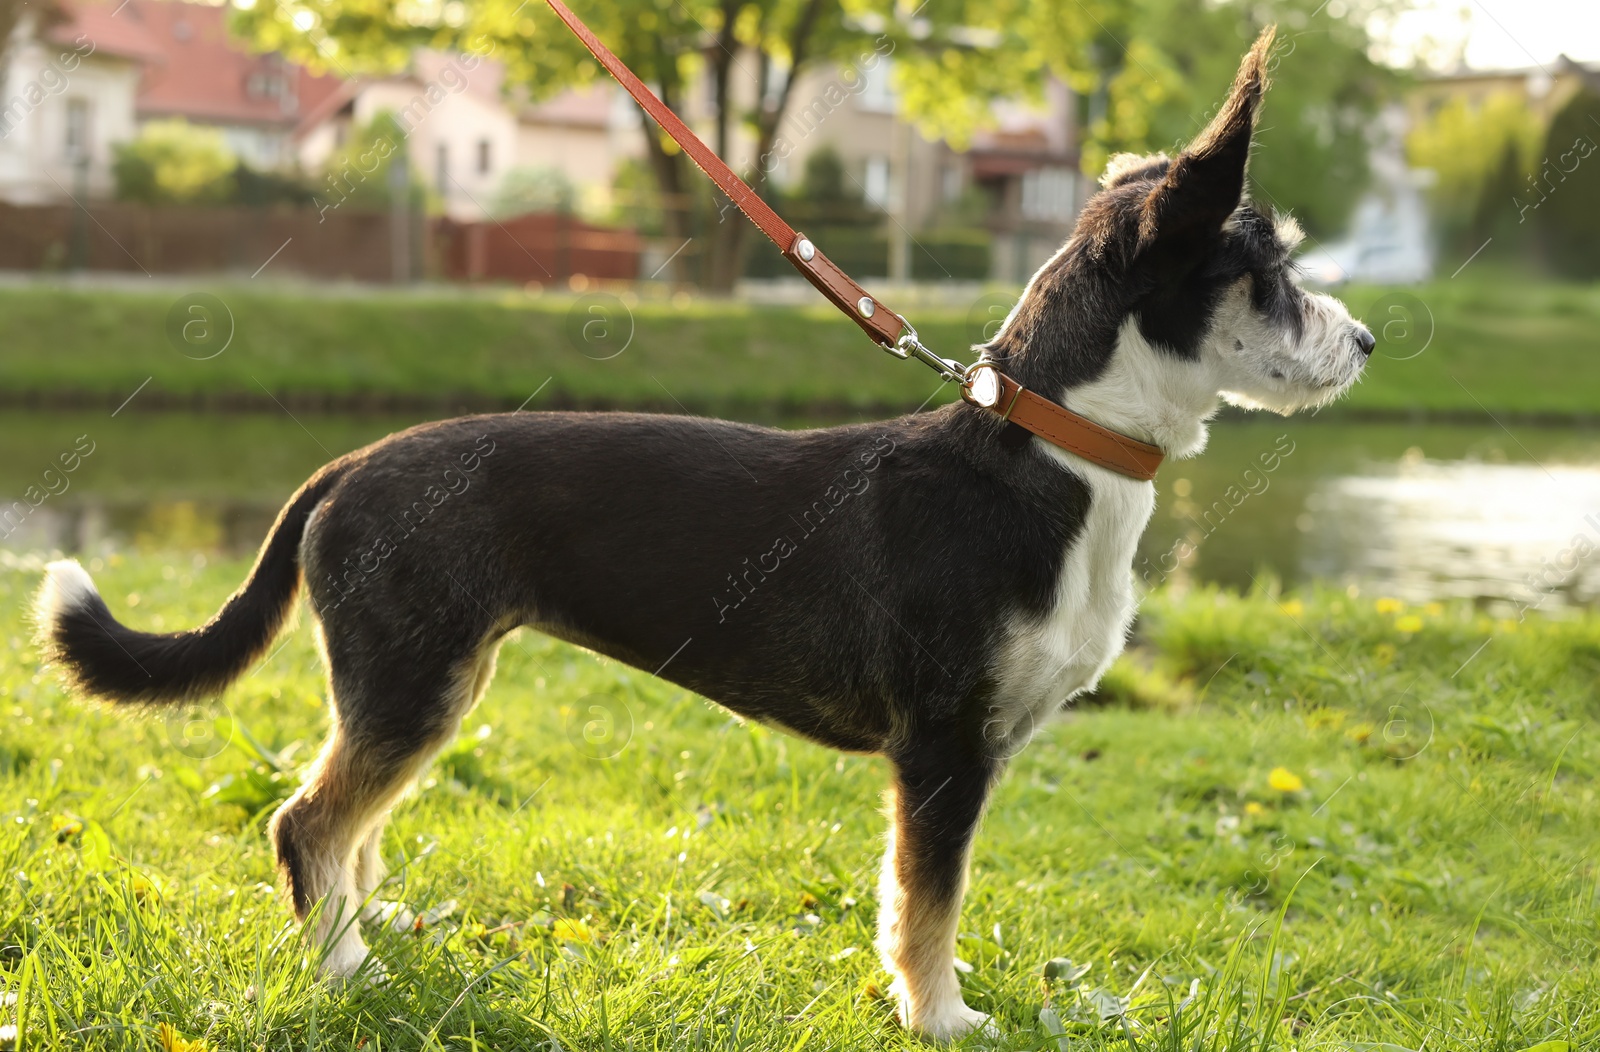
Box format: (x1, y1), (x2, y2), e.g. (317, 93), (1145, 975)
(876, 743), (999, 1041)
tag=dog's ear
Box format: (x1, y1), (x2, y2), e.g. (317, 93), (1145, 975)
(1137, 26), (1275, 255)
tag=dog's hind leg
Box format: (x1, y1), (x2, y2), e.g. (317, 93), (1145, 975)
(351, 642), (503, 933)
(268, 723), (408, 978)
(876, 738), (1000, 1041)
(269, 640), (496, 978)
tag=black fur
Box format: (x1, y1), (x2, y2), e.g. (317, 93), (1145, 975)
(296, 408), (1079, 757)
(38, 463), (348, 704)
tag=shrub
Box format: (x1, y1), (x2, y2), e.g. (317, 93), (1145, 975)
(113, 119), (237, 204)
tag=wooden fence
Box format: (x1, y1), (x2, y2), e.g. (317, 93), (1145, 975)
(0, 202), (640, 284)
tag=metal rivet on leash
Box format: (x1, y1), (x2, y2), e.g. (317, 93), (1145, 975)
(857, 297), (875, 319)
(796, 238), (815, 262)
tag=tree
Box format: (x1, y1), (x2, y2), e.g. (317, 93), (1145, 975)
(1407, 89), (1541, 252)
(1533, 87), (1600, 278)
(312, 112), (426, 214)
(893, 0), (1399, 238)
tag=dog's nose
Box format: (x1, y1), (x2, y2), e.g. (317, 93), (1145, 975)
(1353, 325), (1375, 358)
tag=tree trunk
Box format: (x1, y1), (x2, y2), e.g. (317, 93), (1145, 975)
(643, 131), (696, 285)
(700, 0), (828, 294)
(640, 61), (697, 285)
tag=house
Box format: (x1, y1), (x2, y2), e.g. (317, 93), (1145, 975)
(666, 46), (1083, 282)
(0, 0), (160, 204)
(1409, 54), (1600, 126)
(294, 53), (629, 221)
(129, 0), (343, 171)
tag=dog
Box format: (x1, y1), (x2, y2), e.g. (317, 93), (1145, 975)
(35, 27), (1370, 1040)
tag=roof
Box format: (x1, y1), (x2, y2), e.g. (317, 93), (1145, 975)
(519, 84), (612, 129)
(123, 0), (343, 128)
(47, 0), (166, 63)
(1420, 54), (1600, 83)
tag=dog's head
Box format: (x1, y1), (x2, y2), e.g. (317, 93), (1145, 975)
(983, 28), (1372, 457)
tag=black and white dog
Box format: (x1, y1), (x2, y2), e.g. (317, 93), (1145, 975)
(36, 29), (1371, 1040)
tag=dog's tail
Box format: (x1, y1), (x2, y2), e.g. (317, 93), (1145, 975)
(34, 463), (350, 706)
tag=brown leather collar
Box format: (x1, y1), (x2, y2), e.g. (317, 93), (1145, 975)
(962, 364), (1164, 481)
(543, 0), (1165, 483)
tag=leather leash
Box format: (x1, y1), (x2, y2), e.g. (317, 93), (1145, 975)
(542, 0), (1165, 482)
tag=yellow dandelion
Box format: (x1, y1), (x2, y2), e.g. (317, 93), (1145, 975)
(1374, 643), (1396, 666)
(1424, 602), (1444, 617)
(156, 1023), (212, 1052)
(1375, 597), (1404, 615)
(1280, 599), (1304, 618)
(1496, 619), (1520, 634)
(51, 814), (85, 840)
(1395, 615), (1424, 634)
(1267, 767), (1304, 793)
(1346, 722), (1374, 744)
(552, 917), (594, 943)
(1244, 801), (1267, 817)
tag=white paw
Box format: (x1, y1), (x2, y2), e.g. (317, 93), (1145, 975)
(318, 935), (379, 981)
(363, 899), (417, 932)
(891, 979), (997, 1043)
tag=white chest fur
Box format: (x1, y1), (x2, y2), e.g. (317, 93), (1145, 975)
(985, 456), (1155, 755)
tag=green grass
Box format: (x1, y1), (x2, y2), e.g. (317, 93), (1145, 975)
(3, 271), (1599, 417)
(0, 284), (975, 417)
(1338, 272), (1600, 417)
(2, 553), (1597, 1050)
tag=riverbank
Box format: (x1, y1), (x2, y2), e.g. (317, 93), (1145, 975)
(2, 272), (1597, 419)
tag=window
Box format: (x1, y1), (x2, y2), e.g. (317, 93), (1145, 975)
(857, 58), (895, 113)
(762, 61), (790, 107)
(477, 138), (492, 175)
(941, 165), (962, 203)
(1021, 166), (1076, 222)
(435, 143), (449, 191)
(64, 98), (90, 162)
(863, 156), (891, 209)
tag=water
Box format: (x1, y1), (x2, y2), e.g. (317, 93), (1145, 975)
(5, 410), (1600, 611)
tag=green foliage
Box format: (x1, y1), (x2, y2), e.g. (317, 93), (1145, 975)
(774, 145), (879, 228)
(1407, 90), (1543, 251)
(111, 120), (237, 205)
(3, 557), (1600, 1048)
(232, 164), (317, 207)
(490, 165), (578, 218)
(894, 0), (1398, 236)
(1532, 88), (1600, 279)
(606, 156), (666, 236)
(314, 112), (423, 213)
(798, 146), (857, 210)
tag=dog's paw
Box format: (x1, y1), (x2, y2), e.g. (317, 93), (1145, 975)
(891, 981), (997, 1043)
(364, 899), (417, 932)
(318, 938), (381, 983)
(915, 1004), (996, 1044)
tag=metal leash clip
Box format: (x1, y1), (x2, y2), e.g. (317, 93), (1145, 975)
(888, 315), (967, 384)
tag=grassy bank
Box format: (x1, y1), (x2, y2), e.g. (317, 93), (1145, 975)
(1, 273), (1598, 418)
(1, 553), (1596, 1049)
